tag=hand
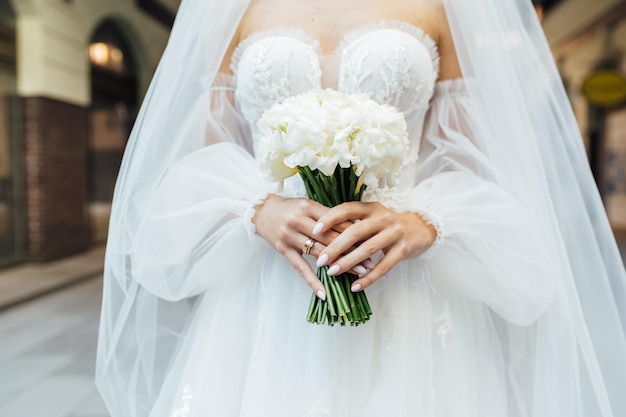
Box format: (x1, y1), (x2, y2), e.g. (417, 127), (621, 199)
(252, 194), (360, 299)
(312, 202), (437, 292)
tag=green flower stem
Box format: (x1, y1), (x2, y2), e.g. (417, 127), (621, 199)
(298, 167), (332, 207)
(322, 173), (343, 207)
(344, 276), (361, 322)
(329, 278), (347, 323)
(358, 290), (372, 317)
(306, 292), (317, 322)
(301, 175), (317, 202)
(316, 297), (323, 323)
(321, 270), (338, 319)
(331, 276), (350, 315)
(349, 167), (357, 199)
(357, 294), (368, 322)
(300, 164), (373, 326)
(338, 166), (348, 202)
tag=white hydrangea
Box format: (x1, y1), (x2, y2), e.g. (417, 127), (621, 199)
(257, 89), (409, 188)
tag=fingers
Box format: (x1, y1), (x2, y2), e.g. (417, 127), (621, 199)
(283, 249), (326, 300)
(291, 234), (327, 258)
(324, 228), (394, 276)
(350, 248), (404, 291)
(312, 202), (374, 236)
(317, 215), (386, 266)
(294, 233), (368, 275)
(259, 197), (382, 299)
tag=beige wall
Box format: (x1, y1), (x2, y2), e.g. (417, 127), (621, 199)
(543, 0), (626, 230)
(541, 0), (626, 139)
(543, 0), (622, 46)
(10, 0), (173, 107)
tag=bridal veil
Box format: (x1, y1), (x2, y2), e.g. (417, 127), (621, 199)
(95, 0), (626, 416)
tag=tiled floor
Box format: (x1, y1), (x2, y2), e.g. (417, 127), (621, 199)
(0, 277), (109, 417)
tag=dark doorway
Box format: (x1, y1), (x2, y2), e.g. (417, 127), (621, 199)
(88, 20), (138, 243)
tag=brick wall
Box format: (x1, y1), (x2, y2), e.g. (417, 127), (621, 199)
(23, 97), (89, 260)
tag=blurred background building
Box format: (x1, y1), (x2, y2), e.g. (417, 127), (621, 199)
(0, 0), (624, 269)
(0, 0), (179, 267)
(539, 0), (626, 233)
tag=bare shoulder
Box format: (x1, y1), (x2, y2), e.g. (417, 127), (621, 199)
(427, 1), (463, 81)
(216, 0), (268, 74)
(388, 0), (462, 81)
(237, 0), (267, 37)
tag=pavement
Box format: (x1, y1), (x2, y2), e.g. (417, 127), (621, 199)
(0, 246), (107, 417)
(0, 246), (105, 312)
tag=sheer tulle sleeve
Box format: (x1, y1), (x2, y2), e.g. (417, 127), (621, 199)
(408, 79), (556, 326)
(130, 75), (275, 301)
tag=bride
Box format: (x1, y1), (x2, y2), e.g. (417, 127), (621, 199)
(96, 0), (626, 416)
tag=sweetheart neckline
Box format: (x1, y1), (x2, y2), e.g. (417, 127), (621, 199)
(230, 19), (440, 75)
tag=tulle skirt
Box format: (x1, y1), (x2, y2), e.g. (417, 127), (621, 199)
(153, 244), (515, 417)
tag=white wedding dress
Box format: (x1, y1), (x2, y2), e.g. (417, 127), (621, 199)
(121, 21), (560, 417)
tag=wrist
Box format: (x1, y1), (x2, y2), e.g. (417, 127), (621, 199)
(251, 193), (277, 229)
(244, 192), (273, 243)
(413, 209), (445, 259)
(409, 212), (437, 249)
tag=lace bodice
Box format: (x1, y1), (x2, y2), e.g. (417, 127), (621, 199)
(231, 21), (440, 139)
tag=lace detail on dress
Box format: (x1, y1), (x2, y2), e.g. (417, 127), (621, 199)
(434, 302), (454, 349)
(233, 31), (322, 132)
(243, 193), (270, 244)
(309, 399), (332, 417)
(414, 208), (444, 259)
(379, 43), (416, 109)
(338, 21), (439, 114)
(235, 42), (290, 130)
(339, 48), (372, 95)
(233, 20), (440, 132)
(362, 185), (409, 212)
(337, 20), (440, 71)
(170, 385), (193, 417)
(231, 28), (322, 73)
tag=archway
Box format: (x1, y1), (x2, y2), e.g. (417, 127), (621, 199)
(87, 20), (138, 243)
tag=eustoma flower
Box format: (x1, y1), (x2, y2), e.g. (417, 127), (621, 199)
(258, 89), (409, 326)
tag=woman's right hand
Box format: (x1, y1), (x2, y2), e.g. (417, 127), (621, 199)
(252, 194), (363, 300)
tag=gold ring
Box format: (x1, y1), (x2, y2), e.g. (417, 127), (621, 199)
(303, 239), (315, 255)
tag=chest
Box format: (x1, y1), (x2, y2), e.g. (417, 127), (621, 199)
(231, 20), (440, 133)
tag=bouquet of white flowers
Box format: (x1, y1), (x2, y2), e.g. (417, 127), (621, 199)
(258, 89), (409, 326)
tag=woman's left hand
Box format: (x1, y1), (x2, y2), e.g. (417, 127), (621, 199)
(312, 202), (437, 292)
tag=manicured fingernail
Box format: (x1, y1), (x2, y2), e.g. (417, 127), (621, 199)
(316, 289), (326, 301)
(327, 264), (340, 276)
(353, 265), (367, 274)
(316, 253), (328, 267)
(351, 283), (362, 292)
(363, 259), (375, 269)
(312, 222), (324, 235)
